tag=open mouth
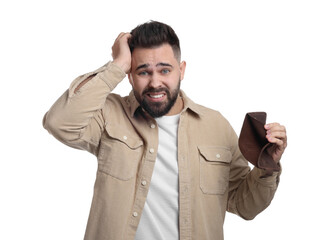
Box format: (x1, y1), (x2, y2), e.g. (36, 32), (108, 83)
(146, 92), (167, 101)
(148, 93), (165, 99)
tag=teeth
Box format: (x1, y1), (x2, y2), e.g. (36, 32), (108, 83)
(149, 94), (164, 99)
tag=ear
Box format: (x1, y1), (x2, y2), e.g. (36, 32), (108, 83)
(179, 61), (186, 81)
(128, 73), (134, 86)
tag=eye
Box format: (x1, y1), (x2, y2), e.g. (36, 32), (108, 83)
(138, 71), (149, 76)
(161, 69), (170, 74)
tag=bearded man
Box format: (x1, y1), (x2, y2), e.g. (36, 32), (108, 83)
(43, 21), (287, 240)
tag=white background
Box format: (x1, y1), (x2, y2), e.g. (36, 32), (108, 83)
(1, 0), (322, 239)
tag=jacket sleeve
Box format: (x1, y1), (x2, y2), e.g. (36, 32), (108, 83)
(42, 62), (126, 156)
(226, 126), (281, 220)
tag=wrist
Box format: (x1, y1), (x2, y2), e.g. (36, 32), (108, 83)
(112, 59), (130, 74)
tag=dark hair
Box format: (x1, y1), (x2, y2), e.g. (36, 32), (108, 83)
(129, 21), (181, 61)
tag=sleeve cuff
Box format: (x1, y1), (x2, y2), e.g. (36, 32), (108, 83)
(98, 61), (126, 90)
(251, 163), (282, 187)
(68, 61), (126, 97)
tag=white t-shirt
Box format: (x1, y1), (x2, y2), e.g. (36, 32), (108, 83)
(135, 114), (180, 240)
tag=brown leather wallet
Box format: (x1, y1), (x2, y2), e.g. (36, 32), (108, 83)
(238, 112), (280, 174)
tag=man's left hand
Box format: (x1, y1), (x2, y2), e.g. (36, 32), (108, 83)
(264, 123), (287, 163)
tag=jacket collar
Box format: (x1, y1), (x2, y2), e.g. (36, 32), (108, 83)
(129, 90), (204, 118)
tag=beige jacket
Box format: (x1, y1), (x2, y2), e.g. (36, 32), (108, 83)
(43, 62), (281, 240)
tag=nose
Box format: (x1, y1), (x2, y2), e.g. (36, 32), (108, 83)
(148, 73), (162, 89)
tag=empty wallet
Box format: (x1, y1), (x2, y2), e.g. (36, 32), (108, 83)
(238, 112), (280, 174)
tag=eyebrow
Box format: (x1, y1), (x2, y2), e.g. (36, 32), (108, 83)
(135, 62), (173, 71)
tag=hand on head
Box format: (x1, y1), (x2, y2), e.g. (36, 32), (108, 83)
(112, 32), (132, 74)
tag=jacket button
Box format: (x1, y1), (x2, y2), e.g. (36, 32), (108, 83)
(216, 153), (221, 159)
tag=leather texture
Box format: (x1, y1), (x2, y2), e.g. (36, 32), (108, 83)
(239, 112), (280, 175)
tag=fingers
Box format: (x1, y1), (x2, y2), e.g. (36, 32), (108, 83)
(114, 32), (131, 45)
(115, 32), (125, 41)
(264, 122), (287, 163)
(112, 32), (131, 59)
(265, 123), (287, 148)
(114, 32), (126, 43)
(111, 32), (132, 73)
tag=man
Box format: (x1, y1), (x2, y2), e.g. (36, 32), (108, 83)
(43, 21), (287, 240)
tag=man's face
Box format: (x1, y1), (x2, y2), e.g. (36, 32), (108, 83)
(128, 44), (186, 118)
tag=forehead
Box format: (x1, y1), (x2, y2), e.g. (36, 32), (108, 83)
(131, 44), (177, 67)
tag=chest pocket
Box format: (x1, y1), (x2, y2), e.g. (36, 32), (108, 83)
(198, 146), (232, 195)
(98, 124), (143, 181)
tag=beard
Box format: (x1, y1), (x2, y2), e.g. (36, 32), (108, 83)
(133, 81), (181, 118)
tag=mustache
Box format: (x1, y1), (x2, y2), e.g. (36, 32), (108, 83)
(142, 87), (170, 95)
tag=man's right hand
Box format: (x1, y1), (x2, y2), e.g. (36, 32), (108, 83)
(112, 32), (132, 74)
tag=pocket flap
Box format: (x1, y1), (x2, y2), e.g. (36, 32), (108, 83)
(198, 146), (232, 163)
(105, 124), (143, 149)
